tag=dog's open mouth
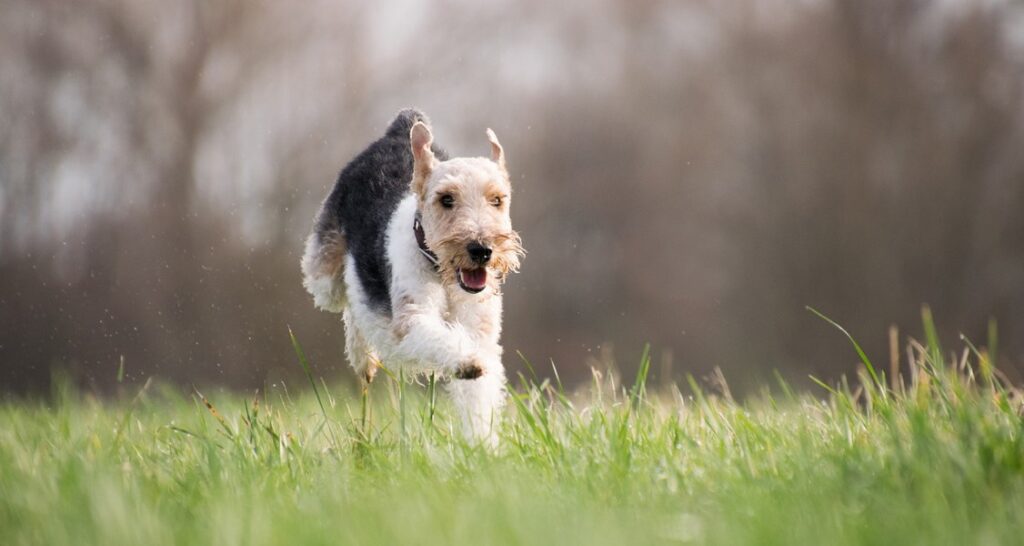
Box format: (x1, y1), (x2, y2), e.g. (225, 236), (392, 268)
(456, 267), (488, 294)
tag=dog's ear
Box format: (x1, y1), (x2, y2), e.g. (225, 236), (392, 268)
(486, 128), (505, 172)
(410, 122), (435, 198)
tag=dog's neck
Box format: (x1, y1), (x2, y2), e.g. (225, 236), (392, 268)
(413, 210), (440, 271)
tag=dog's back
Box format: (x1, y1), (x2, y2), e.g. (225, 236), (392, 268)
(301, 109), (448, 314)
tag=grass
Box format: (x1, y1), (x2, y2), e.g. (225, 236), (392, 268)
(1, 313), (1023, 545)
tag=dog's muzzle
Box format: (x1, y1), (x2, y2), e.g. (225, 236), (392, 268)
(456, 242), (491, 294)
(466, 241), (492, 265)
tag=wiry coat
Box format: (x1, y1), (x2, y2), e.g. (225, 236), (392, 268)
(302, 109), (522, 445)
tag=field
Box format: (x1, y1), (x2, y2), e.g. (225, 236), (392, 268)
(2, 318), (1023, 545)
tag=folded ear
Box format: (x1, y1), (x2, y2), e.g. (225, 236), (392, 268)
(486, 128), (505, 171)
(411, 122), (435, 197)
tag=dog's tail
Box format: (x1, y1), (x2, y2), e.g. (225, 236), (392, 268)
(385, 108), (431, 138)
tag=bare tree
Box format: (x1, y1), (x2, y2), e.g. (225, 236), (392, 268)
(1, 0), (1022, 395)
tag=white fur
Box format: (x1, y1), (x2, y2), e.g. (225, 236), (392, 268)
(338, 195), (507, 445)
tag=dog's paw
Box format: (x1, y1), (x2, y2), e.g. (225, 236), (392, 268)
(454, 359), (485, 380)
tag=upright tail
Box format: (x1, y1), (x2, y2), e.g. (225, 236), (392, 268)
(385, 108), (431, 138)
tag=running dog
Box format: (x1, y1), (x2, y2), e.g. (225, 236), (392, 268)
(301, 109), (523, 444)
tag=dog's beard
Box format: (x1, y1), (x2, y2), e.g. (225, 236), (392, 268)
(431, 231), (524, 294)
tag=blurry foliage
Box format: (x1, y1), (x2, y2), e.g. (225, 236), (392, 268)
(1, 0), (1022, 394)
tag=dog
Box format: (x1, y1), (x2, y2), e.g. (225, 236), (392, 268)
(301, 109), (523, 444)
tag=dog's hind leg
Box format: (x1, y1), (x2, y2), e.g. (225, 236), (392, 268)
(343, 306), (379, 384)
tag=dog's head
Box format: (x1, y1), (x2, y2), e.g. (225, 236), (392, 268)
(410, 122), (523, 294)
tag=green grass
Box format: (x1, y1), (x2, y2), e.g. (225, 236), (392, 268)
(2, 318), (1023, 545)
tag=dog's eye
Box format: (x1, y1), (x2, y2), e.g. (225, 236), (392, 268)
(490, 196), (503, 208)
(439, 195), (455, 209)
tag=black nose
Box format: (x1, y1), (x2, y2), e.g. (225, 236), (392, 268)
(467, 241), (492, 265)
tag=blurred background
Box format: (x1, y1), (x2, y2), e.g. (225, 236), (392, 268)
(2, 0), (1023, 396)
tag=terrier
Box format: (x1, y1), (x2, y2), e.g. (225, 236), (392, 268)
(301, 109), (523, 444)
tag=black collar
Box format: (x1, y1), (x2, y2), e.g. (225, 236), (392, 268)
(413, 212), (440, 271)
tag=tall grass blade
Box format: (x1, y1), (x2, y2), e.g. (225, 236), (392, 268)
(287, 325), (338, 449)
(629, 343), (652, 410)
(807, 306), (883, 391)
(988, 317), (998, 369)
(921, 305), (944, 369)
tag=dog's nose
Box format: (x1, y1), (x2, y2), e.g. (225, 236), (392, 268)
(467, 241), (492, 265)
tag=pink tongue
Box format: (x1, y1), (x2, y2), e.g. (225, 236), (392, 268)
(461, 268), (487, 289)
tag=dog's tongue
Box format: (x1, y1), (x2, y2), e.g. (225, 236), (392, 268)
(460, 268), (488, 290)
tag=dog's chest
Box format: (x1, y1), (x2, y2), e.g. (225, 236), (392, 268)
(443, 288), (500, 341)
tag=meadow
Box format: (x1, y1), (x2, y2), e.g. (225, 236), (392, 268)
(1, 312), (1022, 545)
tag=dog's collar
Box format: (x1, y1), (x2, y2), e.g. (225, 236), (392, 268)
(413, 212), (440, 271)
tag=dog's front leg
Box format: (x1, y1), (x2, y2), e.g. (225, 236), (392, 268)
(446, 346), (505, 447)
(391, 309), (505, 445)
(390, 308), (482, 376)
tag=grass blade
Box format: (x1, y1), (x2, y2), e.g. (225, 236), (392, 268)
(629, 343), (652, 410)
(807, 306), (883, 391)
(287, 325), (338, 449)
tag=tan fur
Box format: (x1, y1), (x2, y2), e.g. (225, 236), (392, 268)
(410, 122), (436, 198)
(311, 230), (347, 279)
(363, 354), (379, 383)
(391, 295), (422, 340)
(343, 305), (378, 383)
(301, 227), (348, 312)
